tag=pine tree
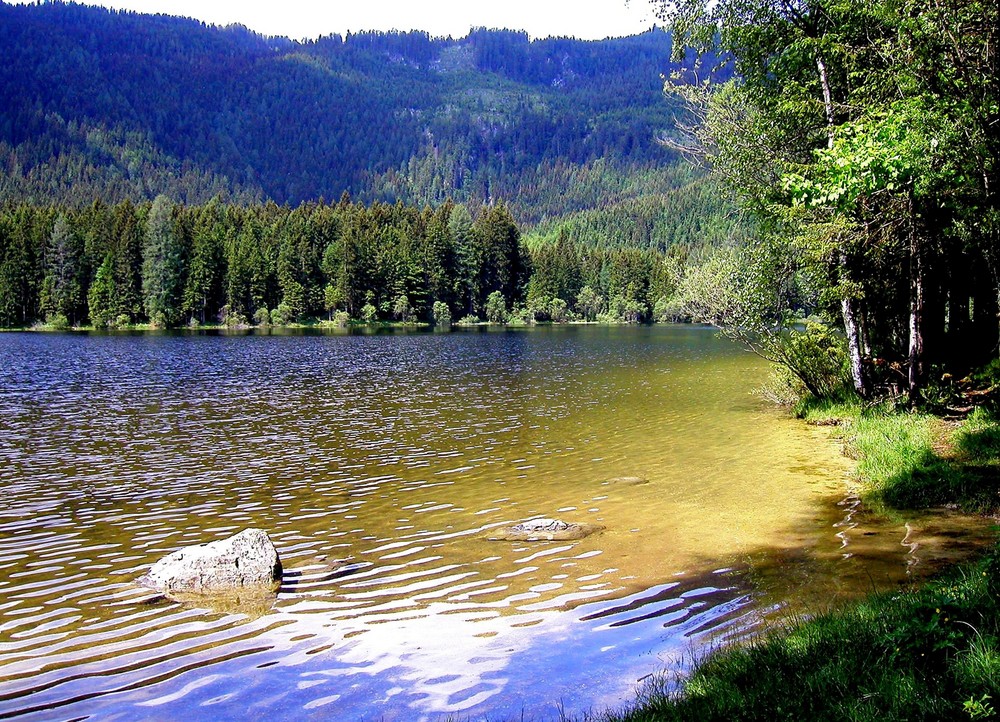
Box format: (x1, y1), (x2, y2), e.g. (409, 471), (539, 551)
(41, 214), (83, 325)
(141, 195), (184, 327)
(88, 253), (116, 328)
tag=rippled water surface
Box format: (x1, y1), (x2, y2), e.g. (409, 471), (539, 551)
(0, 326), (993, 721)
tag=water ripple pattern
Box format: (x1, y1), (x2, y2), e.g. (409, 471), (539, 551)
(0, 326), (986, 721)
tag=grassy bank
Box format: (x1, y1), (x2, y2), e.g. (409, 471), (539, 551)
(603, 399), (1000, 722)
(797, 399), (1000, 513)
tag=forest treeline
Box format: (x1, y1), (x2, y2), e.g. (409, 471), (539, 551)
(0, 196), (686, 329)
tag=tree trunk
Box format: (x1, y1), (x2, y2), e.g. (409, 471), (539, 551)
(839, 251), (868, 397)
(907, 197), (925, 401)
(843, 294), (867, 397)
(816, 56), (836, 150)
(820, 54), (868, 397)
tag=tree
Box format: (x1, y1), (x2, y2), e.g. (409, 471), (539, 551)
(393, 293), (413, 323)
(323, 282), (344, 319)
(40, 214), (83, 326)
(183, 199), (224, 324)
(474, 202), (528, 312)
(450, 204), (478, 315)
(0, 213), (36, 328)
(485, 290), (508, 324)
(142, 195), (184, 326)
(424, 204), (456, 313)
(576, 285), (603, 321)
(111, 200), (144, 323)
(88, 254), (116, 328)
(432, 299), (452, 327)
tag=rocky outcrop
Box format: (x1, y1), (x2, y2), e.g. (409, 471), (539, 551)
(137, 528), (282, 595)
(487, 518), (603, 542)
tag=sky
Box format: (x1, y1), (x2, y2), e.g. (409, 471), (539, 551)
(15, 0), (661, 41)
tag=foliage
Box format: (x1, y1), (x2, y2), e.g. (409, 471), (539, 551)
(40, 214), (83, 325)
(392, 294), (413, 323)
(432, 300), (451, 327)
(87, 254), (116, 328)
(666, 238), (849, 397)
(40, 312), (70, 330)
(332, 310), (350, 328)
(272, 302), (294, 326)
(485, 291), (508, 324)
(779, 322), (850, 399)
(781, 102), (937, 212)
(659, 0), (1000, 401)
(576, 285), (604, 322)
(141, 195), (183, 327)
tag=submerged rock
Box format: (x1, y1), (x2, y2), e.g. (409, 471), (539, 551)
(137, 528), (282, 596)
(487, 518), (603, 542)
(602, 476), (648, 486)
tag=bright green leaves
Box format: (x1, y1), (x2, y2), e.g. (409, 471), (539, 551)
(782, 103), (935, 210)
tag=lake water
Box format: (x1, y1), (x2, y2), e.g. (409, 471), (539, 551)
(0, 326), (993, 721)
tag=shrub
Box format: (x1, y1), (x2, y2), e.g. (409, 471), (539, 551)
(779, 322), (850, 400)
(485, 291), (508, 324)
(218, 304), (242, 327)
(44, 313), (70, 330)
(575, 285), (604, 321)
(253, 307), (271, 326)
(148, 311), (167, 329)
(272, 303), (294, 326)
(653, 294), (685, 322)
(393, 294), (413, 323)
(432, 300), (451, 327)
(757, 363), (808, 406)
(604, 295), (645, 323)
(333, 310), (350, 328)
(548, 297), (569, 323)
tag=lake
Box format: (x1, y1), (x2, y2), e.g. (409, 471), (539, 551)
(0, 325), (992, 721)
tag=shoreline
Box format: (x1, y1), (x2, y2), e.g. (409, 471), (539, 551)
(602, 398), (1000, 721)
(0, 319), (714, 334)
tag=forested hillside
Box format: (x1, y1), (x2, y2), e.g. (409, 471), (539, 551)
(0, 1), (736, 250)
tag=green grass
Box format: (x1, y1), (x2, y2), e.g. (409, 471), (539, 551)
(795, 397), (1000, 513)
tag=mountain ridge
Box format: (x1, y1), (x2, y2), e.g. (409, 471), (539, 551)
(0, 0), (732, 235)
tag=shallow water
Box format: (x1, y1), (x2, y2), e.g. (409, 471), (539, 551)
(0, 325), (993, 721)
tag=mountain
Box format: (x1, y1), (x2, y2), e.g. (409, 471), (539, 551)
(0, 0), (736, 244)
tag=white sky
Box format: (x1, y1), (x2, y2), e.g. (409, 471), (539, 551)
(19, 0), (660, 41)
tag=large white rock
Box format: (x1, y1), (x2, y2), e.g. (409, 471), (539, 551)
(138, 528), (282, 594)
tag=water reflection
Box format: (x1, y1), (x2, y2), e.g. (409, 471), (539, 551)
(0, 327), (992, 721)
